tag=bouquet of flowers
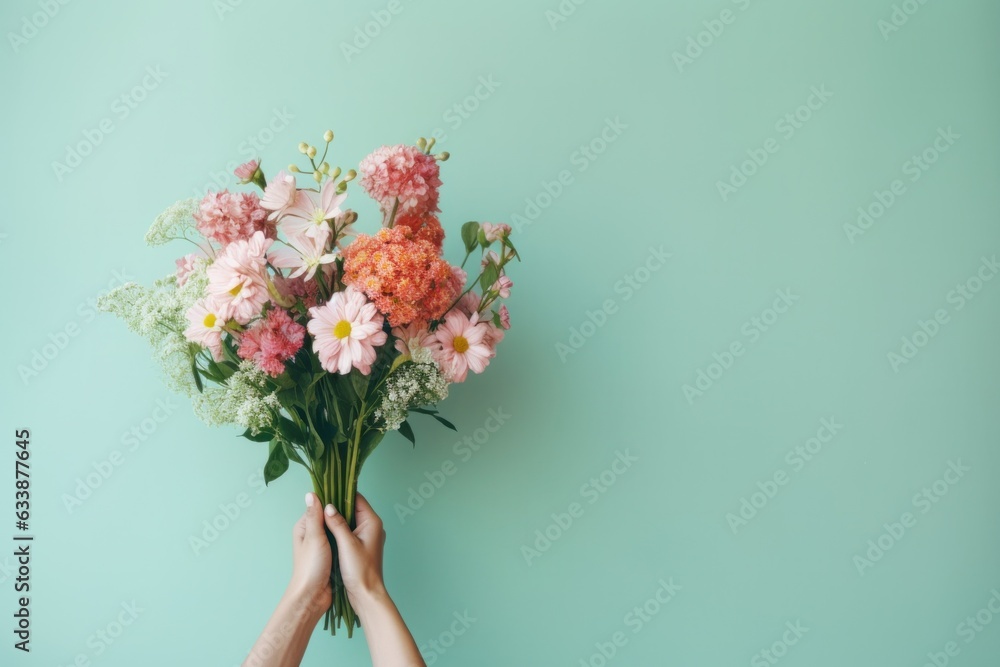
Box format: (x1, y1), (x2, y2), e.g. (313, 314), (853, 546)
(99, 130), (517, 636)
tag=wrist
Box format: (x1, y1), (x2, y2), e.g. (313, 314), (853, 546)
(351, 581), (391, 619)
(283, 583), (329, 625)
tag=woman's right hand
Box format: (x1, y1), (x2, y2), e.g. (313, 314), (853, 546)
(323, 493), (389, 611)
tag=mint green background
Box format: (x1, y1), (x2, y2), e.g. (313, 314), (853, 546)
(4, 0), (1000, 665)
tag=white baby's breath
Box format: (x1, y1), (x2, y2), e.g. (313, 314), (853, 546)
(193, 361), (279, 435)
(97, 265), (207, 395)
(374, 362), (450, 432)
(144, 198), (200, 246)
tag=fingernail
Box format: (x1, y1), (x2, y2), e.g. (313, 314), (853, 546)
(325, 504), (336, 517)
(305, 493), (315, 508)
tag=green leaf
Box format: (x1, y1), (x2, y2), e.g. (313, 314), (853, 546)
(221, 338), (241, 365)
(503, 235), (521, 260)
(208, 358), (236, 381)
(350, 369), (370, 401)
(358, 430), (387, 468)
(241, 428), (274, 443)
(314, 416), (338, 447)
(477, 228), (490, 248)
(277, 417), (306, 445)
(479, 261), (500, 292)
(282, 440), (307, 468)
(431, 414), (458, 431)
(191, 360), (204, 393)
(409, 408), (458, 431)
(263, 441), (289, 485)
(492, 310), (502, 328)
(461, 221), (480, 253)
(398, 420), (416, 447)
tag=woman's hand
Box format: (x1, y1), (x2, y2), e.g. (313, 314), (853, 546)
(287, 492), (335, 613)
(321, 493), (426, 666)
(244, 491), (424, 667)
(321, 492), (388, 612)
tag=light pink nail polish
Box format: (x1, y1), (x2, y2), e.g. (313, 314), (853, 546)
(325, 505), (336, 517)
(305, 493), (314, 507)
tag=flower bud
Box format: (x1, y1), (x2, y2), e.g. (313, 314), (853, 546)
(344, 169), (357, 182)
(288, 164), (300, 173)
(313, 171), (323, 183)
(417, 137), (427, 150)
(323, 130), (334, 143)
(320, 162), (330, 174)
(298, 142), (309, 154)
(307, 146), (317, 159)
(330, 166), (342, 180)
(436, 152), (450, 161)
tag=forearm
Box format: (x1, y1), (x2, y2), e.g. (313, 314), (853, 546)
(242, 588), (326, 667)
(356, 587), (426, 667)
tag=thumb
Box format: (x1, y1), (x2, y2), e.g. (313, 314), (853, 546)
(323, 503), (357, 549)
(303, 493), (326, 541)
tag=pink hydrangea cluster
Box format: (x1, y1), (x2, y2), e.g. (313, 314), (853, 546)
(237, 308), (305, 377)
(359, 145), (441, 216)
(195, 190), (272, 247)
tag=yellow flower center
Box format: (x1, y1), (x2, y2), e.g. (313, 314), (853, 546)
(311, 208), (327, 225)
(333, 320), (352, 339)
(229, 282), (243, 297)
(453, 335), (469, 353)
(203, 313), (217, 328)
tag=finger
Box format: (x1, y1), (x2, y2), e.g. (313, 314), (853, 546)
(323, 503), (358, 550)
(293, 513), (307, 544)
(303, 492), (326, 541)
(352, 493), (384, 542)
(353, 492), (381, 529)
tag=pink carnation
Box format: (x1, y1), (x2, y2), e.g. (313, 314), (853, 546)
(237, 308), (305, 377)
(359, 144), (442, 217)
(492, 275), (513, 299)
(456, 291), (482, 316)
(234, 159), (259, 183)
(481, 223), (511, 243)
(195, 191), (272, 247)
(175, 253), (203, 286)
(498, 304), (510, 330)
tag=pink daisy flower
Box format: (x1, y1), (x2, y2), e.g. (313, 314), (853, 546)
(433, 310), (492, 383)
(269, 233), (338, 280)
(307, 286), (387, 375)
(206, 231), (272, 324)
(260, 171), (307, 220)
(358, 144), (442, 217)
(280, 180), (347, 241)
(183, 297), (229, 361)
(237, 308), (305, 377)
(392, 322), (439, 363)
